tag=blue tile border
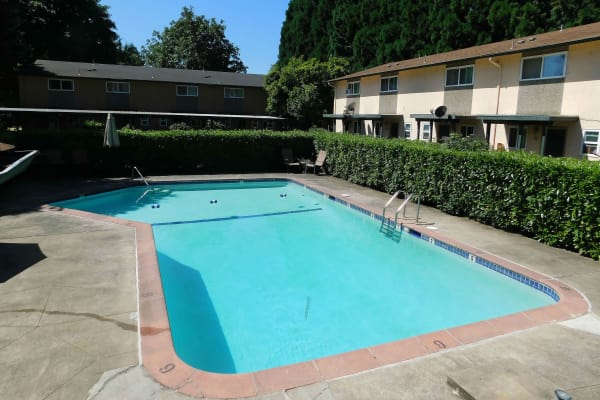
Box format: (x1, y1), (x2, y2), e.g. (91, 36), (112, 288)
(295, 181), (560, 304)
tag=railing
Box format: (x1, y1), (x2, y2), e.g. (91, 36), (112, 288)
(380, 190), (422, 235)
(132, 166), (149, 186)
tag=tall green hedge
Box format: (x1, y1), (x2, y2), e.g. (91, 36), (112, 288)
(3, 128), (316, 175)
(313, 132), (600, 260)
(3, 127), (599, 259)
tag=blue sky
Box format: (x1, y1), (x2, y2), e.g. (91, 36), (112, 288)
(100, 1), (289, 74)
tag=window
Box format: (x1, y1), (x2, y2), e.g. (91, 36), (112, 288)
(176, 85), (198, 97)
(251, 120), (259, 129)
(48, 79), (74, 91)
(346, 81), (360, 96)
(508, 126), (527, 149)
(445, 65), (474, 87)
(404, 123), (412, 139)
(353, 120), (361, 134)
(380, 76), (398, 93)
(521, 52), (567, 80)
(374, 121), (382, 137)
(460, 125), (475, 137)
(106, 81), (130, 94)
(582, 130), (599, 155)
(224, 87), (244, 98)
(266, 121), (274, 130)
(422, 123), (431, 140)
(159, 118), (168, 128)
(140, 117), (149, 127)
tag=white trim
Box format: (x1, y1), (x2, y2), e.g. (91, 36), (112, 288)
(176, 85), (198, 97)
(445, 65), (474, 87)
(582, 130), (600, 155)
(106, 81), (130, 94)
(422, 122), (431, 140)
(520, 51), (567, 81)
(224, 87), (244, 99)
(380, 76), (398, 93)
(48, 78), (74, 92)
(346, 81), (360, 96)
(403, 123), (412, 139)
(0, 107), (285, 120)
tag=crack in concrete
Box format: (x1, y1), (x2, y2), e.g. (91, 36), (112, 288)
(87, 364), (138, 400)
(0, 309), (137, 332)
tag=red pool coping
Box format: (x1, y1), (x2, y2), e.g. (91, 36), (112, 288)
(41, 177), (589, 399)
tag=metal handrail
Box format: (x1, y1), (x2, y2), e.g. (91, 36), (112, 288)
(394, 194), (414, 225)
(382, 190), (402, 221)
(132, 166), (149, 186)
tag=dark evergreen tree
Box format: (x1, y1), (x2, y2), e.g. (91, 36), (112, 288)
(277, 0), (600, 72)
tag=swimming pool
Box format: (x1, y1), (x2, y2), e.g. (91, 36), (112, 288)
(54, 179), (558, 374)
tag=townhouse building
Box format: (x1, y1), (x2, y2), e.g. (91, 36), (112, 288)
(15, 60), (282, 130)
(325, 22), (600, 159)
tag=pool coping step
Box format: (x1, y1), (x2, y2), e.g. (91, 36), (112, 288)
(446, 359), (566, 400)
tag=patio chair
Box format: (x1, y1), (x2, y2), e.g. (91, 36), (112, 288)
(281, 148), (301, 172)
(304, 150), (327, 174)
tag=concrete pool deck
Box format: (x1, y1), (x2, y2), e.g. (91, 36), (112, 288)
(1, 173), (599, 399)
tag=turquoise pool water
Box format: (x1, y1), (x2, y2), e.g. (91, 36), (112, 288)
(54, 180), (555, 373)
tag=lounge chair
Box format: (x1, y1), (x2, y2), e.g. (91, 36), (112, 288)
(281, 148), (301, 172)
(304, 150), (327, 174)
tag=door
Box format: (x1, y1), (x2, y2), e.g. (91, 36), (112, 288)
(390, 123), (399, 138)
(543, 128), (566, 157)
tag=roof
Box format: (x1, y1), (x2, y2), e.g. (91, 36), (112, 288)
(332, 22), (600, 82)
(21, 60), (266, 87)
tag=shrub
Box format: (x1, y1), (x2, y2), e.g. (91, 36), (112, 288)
(168, 122), (192, 130)
(82, 120), (104, 129)
(313, 131), (600, 259)
(439, 133), (490, 152)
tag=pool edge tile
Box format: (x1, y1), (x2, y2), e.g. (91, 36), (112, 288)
(41, 178), (591, 399)
(254, 361), (321, 394)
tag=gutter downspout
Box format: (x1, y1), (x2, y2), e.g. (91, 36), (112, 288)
(488, 57), (502, 149)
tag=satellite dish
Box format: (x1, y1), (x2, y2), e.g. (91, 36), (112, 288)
(433, 105), (447, 118)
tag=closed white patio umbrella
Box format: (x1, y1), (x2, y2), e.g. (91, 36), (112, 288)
(103, 113), (120, 147)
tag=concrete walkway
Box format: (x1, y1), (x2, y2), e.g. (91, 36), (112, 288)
(1, 174), (599, 400)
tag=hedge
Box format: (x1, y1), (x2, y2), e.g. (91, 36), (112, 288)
(313, 132), (600, 260)
(2, 128), (316, 175)
(3, 127), (599, 259)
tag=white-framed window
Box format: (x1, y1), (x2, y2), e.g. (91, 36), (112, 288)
(176, 85), (198, 97)
(460, 125), (475, 137)
(521, 52), (567, 81)
(404, 123), (412, 139)
(380, 76), (398, 93)
(508, 126), (527, 149)
(422, 123), (431, 140)
(346, 81), (360, 96)
(445, 65), (474, 87)
(106, 81), (130, 94)
(140, 117), (149, 127)
(224, 87), (244, 98)
(48, 79), (74, 91)
(582, 130), (599, 155)
(159, 117), (168, 128)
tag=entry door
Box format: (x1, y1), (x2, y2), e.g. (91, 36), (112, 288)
(390, 123), (399, 138)
(544, 128), (566, 157)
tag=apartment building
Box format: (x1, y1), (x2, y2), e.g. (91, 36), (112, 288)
(16, 60), (282, 130)
(325, 22), (600, 159)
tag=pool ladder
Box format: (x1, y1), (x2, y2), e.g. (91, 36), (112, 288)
(380, 190), (421, 238)
(132, 166), (153, 203)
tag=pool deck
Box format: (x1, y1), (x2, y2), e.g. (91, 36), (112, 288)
(1, 173), (599, 399)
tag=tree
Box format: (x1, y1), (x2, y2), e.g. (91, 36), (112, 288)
(265, 57), (350, 129)
(277, 0), (600, 72)
(142, 6), (247, 72)
(116, 42), (144, 66)
(17, 0), (121, 64)
(1, 0), (136, 105)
